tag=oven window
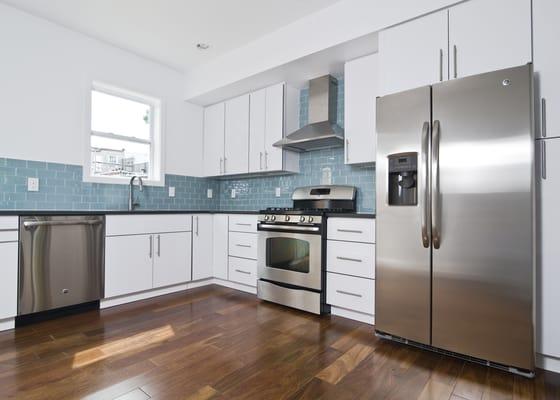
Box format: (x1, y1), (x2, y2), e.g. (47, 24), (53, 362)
(266, 238), (310, 273)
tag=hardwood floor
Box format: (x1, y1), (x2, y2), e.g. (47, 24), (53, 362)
(0, 285), (558, 400)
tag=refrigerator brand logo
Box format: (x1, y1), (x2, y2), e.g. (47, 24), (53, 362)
(502, 79), (511, 86)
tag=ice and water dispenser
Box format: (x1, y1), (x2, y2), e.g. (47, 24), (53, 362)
(387, 153), (418, 206)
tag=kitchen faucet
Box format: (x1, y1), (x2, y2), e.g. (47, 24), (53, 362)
(128, 176), (144, 211)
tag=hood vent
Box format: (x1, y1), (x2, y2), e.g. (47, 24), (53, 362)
(273, 75), (344, 152)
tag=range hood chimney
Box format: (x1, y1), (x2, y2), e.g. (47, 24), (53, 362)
(273, 75), (344, 152)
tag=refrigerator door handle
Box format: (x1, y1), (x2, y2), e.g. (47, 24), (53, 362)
(421, 121), (431, 248)
(432, 120), (441, 249)
(541, 140), (547, 180)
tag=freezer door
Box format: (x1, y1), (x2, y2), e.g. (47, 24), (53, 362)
(431, 64), (534, 370)
(375, 86), (432, 345)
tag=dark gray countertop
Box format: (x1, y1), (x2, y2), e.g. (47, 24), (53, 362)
(325, 212), (375, 219)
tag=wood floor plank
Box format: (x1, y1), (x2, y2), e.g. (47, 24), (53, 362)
(453, 363), (490, 400)
(316, 343), (374, 384)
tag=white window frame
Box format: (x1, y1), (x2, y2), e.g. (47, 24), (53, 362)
(84, 81), (165, 186)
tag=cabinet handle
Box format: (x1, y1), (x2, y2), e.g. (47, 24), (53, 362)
(345, 139), (349, 162)
(235, 269), (251, 275)
(439, 49), (443, 81)
(336, 256), (362, 263)
(542, 140), (547, 180)
(196, 216), (199, 236)
(259, 152), (263, 170)
(264, 152), (268, 170)
(542, 98), (547, 138)
(149, 235), (153, 259)
(337, 229), (363, 234)
(236, 223), (252, 226)
(223, 157), (227, 174)
(219, 157), (223, 174)
(157, 234), (161, 257)
(336, 290), (362, 298)
(236, 244), (251, 248)
(453, 45), (458, 79)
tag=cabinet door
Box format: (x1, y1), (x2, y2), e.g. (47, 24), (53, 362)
(534, 0), (560, 139)
(264, 83), (284, 171)
(344, 54), (378, 164)
(192, 215), (214, 281)
(249, 89), (266, 173)
(212, 214), (229, 280)
(449, 0), (531, 80)
(224, 94), (250, 175)
(105, 235), (153, 298)
(0, 242), (18, 319)
(203, 103), (225, 176)
(153, 232), (191, 288)
(537, 138), (560, 359)
(379, 10), (448, 96)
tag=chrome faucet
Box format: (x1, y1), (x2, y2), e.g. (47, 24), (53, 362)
(128, 176), (144, 211)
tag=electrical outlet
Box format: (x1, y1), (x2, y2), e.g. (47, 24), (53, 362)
(321, 167), (332, 185)
(168, 186), (175, 197)
(275, 187), (281, 197)
(27, 177), (39, 192)
(231, 189), (236, 198)
(207, 188), (213, 198)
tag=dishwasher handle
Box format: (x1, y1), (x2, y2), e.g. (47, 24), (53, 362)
(23, 219), (103, 230)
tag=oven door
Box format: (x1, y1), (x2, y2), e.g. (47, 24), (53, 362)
(258, 228), (322, 291)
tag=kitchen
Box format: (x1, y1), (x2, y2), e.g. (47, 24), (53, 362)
(0, 0), (559, 398)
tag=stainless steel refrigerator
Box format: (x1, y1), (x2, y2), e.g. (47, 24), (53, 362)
(375, 64), (535, 376)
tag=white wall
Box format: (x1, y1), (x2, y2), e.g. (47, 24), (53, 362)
(0, 3), (203, 177)
(184, 0), (461, 102)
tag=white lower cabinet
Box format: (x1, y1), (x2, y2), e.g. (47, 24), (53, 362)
(213, 214), (229, 280)
(327, 273), (375, 316)
(228, 256), (257, 287)
(105, 234), (154, 298)
(153, 232), (192, 288)
(0, 241), (18, 320)
(327, 240), (375, 279)
(228, 231), (258, 259)
(192, 215), (214, 281)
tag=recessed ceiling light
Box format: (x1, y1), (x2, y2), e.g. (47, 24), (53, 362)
(196, 43), (210, 50)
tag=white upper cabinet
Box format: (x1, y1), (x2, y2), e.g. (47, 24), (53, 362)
(192, 214), (214, 281)
(224, 94), (250, 175)
(534, 0), (560, 139)
(264, 83), (285, 171)
(448, 0), (531, 80)
(379, 10), (448, 96)
(249, 88), (266, 173)
(344, 53), (378, 164)
(203, 103), (225, 176)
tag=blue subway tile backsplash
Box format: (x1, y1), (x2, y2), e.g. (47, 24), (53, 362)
(0, 78), (376, 213)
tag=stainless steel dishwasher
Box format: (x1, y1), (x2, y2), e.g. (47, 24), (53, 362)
(18, 215), (104, 315)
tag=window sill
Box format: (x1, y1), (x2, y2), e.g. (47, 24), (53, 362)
(82, 174), (165, 187)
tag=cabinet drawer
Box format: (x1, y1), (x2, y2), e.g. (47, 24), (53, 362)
(327, 272), (374, 315)
(327, 240), (375, 279)
(228, 257), (257, 287)
(229, 231), (257, 259)
(0, 217), (18, 231)
(0, 230), (18, 243)
(229, 214), (257, 232)
(106, 214), (192, 236)
(327, 218), (375, 243)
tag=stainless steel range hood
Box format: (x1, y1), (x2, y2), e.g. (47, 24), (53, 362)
(273, 75), (343, 152)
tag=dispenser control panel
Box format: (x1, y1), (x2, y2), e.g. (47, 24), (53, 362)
(388, 152), (418, 206)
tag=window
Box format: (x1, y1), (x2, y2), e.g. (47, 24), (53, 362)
(85, 82), (163, 185)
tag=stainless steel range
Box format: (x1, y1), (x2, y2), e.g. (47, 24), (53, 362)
(257, 185), (356, 314)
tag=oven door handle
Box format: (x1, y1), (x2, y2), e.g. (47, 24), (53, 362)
(258, 224), (320, 233)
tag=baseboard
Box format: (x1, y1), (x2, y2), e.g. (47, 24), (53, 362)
(330, 306), (375, 325)
(536, 353), (560, 373)
(213, 278), (257, 295)
(0, 317), (15, 332)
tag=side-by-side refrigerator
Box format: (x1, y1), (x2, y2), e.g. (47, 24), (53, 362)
(375, 64), (535, 376)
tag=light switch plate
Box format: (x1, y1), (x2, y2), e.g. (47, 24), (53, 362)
(275, 187), (281, 197)
(207, 188), (213, 198)
(27, 177), (39, 192)
(231, 189), (236, 198)
(168, 186), (175, 197)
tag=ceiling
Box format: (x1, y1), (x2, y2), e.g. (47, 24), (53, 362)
(1, 0), (342, 72)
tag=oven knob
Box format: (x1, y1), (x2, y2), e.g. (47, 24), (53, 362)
(271, 215), (276, 221)
(299, 216), (306, 223)
(285, 215), (290, 221)
(264, 215), (270, 221)
(308, 217), (314, 223)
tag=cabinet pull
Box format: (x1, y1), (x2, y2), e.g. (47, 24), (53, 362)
(336, 256), (362, 263)
(336, 290), (362, 298)
(337, 229), (363, 234)
(196, 216), (199, 236)
(264, 151), (268, 170)
(260, 152), (263, 170)
(219, 157), (223, 174)
(149, 235), (153, 259)
(542, 98), (547, 138)
(439, 49), (443, 81)
(453, 45), (458, 79)
(223, 157), (227, 174)
(236, 223), (252, 226)
(235, 269), (251, 275)
(157, 234), (161, 257)
(236, 244), (251, 248)
(345, 139), (349, 162)
(542, 140), (547, 180)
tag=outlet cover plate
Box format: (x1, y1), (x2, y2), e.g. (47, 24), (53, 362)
(275, 187), (281, 197)
(207, 188), (213, 198)
(168, 186), (175, 197)
(27, 177), (39, 192)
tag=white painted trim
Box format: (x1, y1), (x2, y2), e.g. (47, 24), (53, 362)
(536, 353), (560, 374)
(213, 278), (257, 294)
(0, 317), (15, 332)
(330, 306), (375, 325)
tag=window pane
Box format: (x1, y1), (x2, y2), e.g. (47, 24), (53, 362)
(91, 90), (151, 140)
(91, 136), (150, 178)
